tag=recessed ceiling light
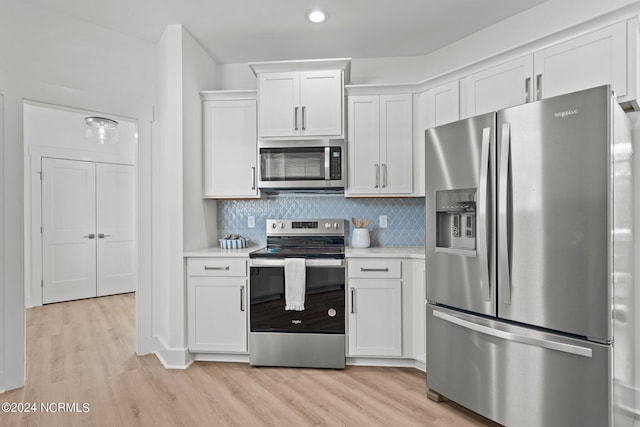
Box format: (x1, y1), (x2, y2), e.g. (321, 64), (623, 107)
(306, 9), (328, 24)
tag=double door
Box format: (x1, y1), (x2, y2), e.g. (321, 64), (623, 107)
(42, 158), (136, 304)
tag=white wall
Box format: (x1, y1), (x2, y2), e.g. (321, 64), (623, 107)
(153, 25), (184, 365)
(217, 0), (640, 89)
(182, 29), (218, 252)
(152, 25), (218, 368)
(0, 0), (155, 392)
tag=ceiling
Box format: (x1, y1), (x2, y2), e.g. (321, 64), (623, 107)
(24, 0), (548, 64)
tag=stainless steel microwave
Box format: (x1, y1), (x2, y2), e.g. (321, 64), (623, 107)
(257, 139), (345, 191)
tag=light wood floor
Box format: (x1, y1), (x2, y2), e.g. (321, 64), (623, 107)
(2, 293), (501, 426)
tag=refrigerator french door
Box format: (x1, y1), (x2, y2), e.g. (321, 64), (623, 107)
(425, 85), (635, 427)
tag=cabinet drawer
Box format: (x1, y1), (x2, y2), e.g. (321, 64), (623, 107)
(348, 259), (401, 278)
(187, 258), (246, 277)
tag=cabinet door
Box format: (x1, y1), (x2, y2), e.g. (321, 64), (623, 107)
(42, 158), (97, 304)
(347, 95), (380, 195)
(203, 99), (259, 198)
(414, 81), (460, 197)
(348, 279), (402, 357)
(413, 260), (426, 364)
(379, 94), (413, 194)
(421, 80), (460, 130)
(534, 22), (627, 100)
(461, 55), (534, 118)
(96, 163), (136, 296)
(258, 72), (299, 137)
(300, 70), (343, 136)
(188, 276), (248, 353)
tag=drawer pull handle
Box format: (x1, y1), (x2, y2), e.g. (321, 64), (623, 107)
(360, 267), (389, 272)
(204, 266), (230, 271)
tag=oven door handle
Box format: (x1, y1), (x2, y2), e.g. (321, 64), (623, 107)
(250, 259), (344, 268)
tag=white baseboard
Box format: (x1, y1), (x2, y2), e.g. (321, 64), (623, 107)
(152, 336), (194, 369)
(346, 357), (418, 369)
(193, 353), (250, 363)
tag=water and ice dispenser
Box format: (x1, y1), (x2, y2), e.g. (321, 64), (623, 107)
(435, 188), (476, 253)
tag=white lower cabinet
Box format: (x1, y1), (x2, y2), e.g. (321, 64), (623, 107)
(187, 258), (248, 353)
(347, 259), (403, 357)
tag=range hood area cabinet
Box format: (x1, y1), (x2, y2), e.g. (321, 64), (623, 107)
(249, 58), (351, 139)
(201, 90), (260, 199)
(346, 93), (413, 196)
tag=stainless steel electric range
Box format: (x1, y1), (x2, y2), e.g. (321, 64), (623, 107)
(249, 219), (346, 369)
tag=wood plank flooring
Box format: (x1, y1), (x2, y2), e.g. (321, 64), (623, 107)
(1, 293), (501, 426)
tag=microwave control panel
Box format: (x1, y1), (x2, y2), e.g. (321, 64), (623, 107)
(330, 147), (342, 180)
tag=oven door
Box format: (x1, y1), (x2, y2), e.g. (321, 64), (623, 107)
(249, 258), (345, 334)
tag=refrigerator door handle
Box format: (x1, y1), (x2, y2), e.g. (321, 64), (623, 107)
(433, 309), (593, 358)
(477, 127), (491, 301)
(499, 123), (512, 304)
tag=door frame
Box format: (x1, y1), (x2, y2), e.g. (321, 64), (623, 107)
(22, 101), (151, 359)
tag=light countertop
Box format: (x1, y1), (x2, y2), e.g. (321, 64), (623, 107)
(345, 246), (425, 259)
(184, 246), (258, 257)
(184, 246), (424, 259)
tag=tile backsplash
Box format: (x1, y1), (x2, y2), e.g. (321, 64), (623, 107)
(217, 195), (426, 247)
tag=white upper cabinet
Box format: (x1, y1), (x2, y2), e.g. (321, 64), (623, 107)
(347, 93), (413, 196)
(202, 90), (259, 199)
(413, 80), (460, 197)
(461, 56), (534, 118)
(257, 72), (299, 137)
(299, 71), (343, 136)
(533, 21), (628, 101)
(257, 69), (343, 138)
(461, 20), (637, 118)
(420, 80), (460, 131)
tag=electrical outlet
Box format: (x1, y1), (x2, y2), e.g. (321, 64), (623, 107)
(248, 215), (255, 228)
(379, 215), (387, 228)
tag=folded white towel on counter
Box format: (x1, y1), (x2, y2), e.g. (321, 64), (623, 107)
(284, 258), (306, 311)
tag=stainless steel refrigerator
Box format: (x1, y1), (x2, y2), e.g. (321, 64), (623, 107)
(425, 85), (636, 427)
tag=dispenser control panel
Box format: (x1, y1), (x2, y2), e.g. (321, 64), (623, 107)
(435, 188), (476, 251)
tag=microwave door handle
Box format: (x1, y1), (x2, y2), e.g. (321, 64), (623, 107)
(325, 147), (331, 180)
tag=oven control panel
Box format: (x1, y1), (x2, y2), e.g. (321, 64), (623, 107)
(267, 219), (345, 236)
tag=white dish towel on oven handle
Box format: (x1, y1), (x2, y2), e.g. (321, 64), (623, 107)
(284, 258), (306, 311)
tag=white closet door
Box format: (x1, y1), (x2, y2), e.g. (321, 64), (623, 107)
(96, 163), (136, 296)
(42, 158), (97, 304)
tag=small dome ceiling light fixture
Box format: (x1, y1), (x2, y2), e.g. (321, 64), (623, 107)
(85, 116), (119, 144)
(306, 8), (328, 24)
